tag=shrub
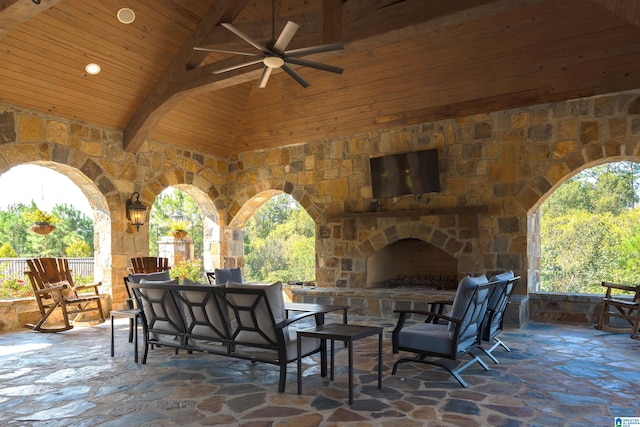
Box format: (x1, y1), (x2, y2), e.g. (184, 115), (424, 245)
(171, 259), (204, 282)
(0, 242), (17, 258)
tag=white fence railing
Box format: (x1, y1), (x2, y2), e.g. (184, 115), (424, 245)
(0, 258), (94, 279)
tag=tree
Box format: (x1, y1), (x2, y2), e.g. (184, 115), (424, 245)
(149, 188), (203, 257)
(0, 203), (31, 255)
(541, 179), (593, 217)
(592, 171), (637, 214)
(244, 194), (315, 283)
(66, 239), (91, 257)
(541, 161), (640, 293)
(0, 202), (93, 257)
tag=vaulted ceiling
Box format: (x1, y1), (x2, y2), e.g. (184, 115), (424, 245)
(1, 0), (640, 158)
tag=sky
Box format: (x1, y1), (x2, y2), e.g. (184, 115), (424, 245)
(0, 165), (93, 216)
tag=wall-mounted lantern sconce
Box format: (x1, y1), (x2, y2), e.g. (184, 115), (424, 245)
(126, 192), (147, 232)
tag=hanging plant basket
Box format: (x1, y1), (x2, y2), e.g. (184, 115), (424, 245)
(30, 222), (56, 235)
(172, 230), (188, 239)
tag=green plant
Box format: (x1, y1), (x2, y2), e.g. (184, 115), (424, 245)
(0, 263), (31, 299)
(169, 219), (189, 233)
(23, 208), (59, 224)
(0, 242), (17, 257)
(0, 277), (31, 299)
(171, 259), (203, 282)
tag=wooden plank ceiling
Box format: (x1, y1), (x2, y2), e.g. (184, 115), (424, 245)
(1, 0), (640, 158)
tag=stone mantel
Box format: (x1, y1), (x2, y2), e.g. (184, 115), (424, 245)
(326, 206), (489, 221)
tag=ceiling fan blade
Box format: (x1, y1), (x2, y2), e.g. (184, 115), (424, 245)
(193, 46), (261, 56)
(285, 57), (344, 74)
(282, 63), (310, 88)
(272, 21), (299, 54)
(257, 66), (273, 88)
(212, 58), (265, 74)
(221, 23), (271, 54)
(285, 42), (344, 58)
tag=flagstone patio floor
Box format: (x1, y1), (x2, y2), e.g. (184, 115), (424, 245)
(0, 315), (639, 426)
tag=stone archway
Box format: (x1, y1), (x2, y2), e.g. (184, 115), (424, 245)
(526, 156), (640, 293)
(0, 161), (112, 291)
(226, 183), (320, 271)
(170, 184), (221, 272)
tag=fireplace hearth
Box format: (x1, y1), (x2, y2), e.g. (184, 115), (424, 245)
(387, 274), (458, 290)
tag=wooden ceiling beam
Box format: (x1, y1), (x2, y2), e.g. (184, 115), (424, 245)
(123, 0), (250, 153)
(196, 13), (324, 49)
(123, 0), (549, 154)
(0, 0), (62, 40)
(590, 0), (640, 26)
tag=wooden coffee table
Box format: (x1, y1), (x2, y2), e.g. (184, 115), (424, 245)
(297, 323), (383, 405)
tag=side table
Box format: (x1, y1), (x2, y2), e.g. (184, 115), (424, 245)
(110, 309), (141, 363)
(284, 302), (349, 325)
(297, 323), (383, 405)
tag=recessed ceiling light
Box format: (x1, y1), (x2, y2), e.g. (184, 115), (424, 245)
(85, 63), (101, 75)
(117, 8), (135, 24)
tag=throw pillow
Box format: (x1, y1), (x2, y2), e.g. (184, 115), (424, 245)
(214, 268), (242, 285)
(44, 280), (77, 302)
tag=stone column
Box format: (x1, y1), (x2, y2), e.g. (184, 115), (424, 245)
(158, 236), (195, 266)
(220, 226), (244, 269)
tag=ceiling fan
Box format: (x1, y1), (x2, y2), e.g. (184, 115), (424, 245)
(194, 3), (344, 88)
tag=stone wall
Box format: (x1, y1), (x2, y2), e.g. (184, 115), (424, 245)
(1, 89), (640, 323)
(228, 91), (640, 298)
(0, 103), (229, 307)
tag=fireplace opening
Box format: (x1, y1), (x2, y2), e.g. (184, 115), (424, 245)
(366, 238), (458, 290)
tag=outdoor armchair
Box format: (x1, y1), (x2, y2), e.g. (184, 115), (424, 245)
(480, 272), (520, 363)
(392, 275), (497, 388)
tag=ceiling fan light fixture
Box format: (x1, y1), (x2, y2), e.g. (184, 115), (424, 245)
(263, 56), (284, 68)
(117, 8), (136, 24)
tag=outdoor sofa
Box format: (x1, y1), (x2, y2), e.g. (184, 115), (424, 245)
(129, 278), (322, 392)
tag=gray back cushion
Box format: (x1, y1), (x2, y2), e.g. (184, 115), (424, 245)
(448, 275), (488, 336)
(128, 270), (171, 284)
(178, 285), (228, 341)
(134, 283), (184, 345)
(181, 277), (209, 286)
(487, 270), (515, 310)
(214, 268), (243, 285)
(224, 281), (287, 344)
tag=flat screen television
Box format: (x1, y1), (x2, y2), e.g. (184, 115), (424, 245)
(370, 149), (440, 198)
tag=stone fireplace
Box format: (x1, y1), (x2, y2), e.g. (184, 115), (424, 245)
(366, 238), (458, 290)
(293, 220), (467, 318)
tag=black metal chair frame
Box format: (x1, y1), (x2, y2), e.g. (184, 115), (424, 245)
(130, 282), (322, 393)
(392, 280), (497, 388)
(480, 276), (520, 363)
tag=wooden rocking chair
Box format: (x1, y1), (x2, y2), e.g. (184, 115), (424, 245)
(595, 281), (640, 339)
(25, 258), (105, 332)
(130, 257), (170, 274)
